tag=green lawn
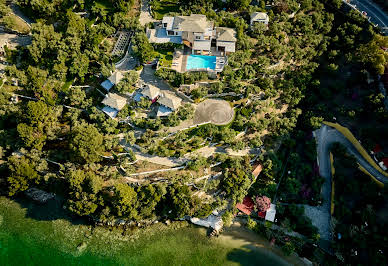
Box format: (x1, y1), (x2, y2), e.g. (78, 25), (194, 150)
(1, 13), (30, 34)
(0, 197), (241, 265)
(151, 0), (180, 20)
(154, 47), (173, 68)
(0, 197), (293, 265)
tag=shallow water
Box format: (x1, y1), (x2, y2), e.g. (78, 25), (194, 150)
(0, 197), (300, 265)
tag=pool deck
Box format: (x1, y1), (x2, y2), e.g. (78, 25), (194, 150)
(171, 46), (226, 73)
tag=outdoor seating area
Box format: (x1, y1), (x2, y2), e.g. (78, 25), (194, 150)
(170, 49), (184, 72)
(215, 57), (226, 72)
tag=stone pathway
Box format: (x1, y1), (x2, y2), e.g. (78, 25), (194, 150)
(139, 0), (157, 26)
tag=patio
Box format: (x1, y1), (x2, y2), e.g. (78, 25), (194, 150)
(147, 27), (182, 44)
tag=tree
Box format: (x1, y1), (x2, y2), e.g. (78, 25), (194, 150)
(7, 155), (39, 196)
(357, 34), (388, 74)
(69, 53), (89, 81)
(0, 0), (11, 17)
(17, 101), (60, 150)
(114, 183), (138, 218)
(137, 184), (167, 218)
(65, 87), (92, 108)
(66, 169), (103, 216)
(115, 70), (139, 93)
(70, 123), (105, 164)
(282, 241), (295, 256)
(131, 32), (156, 64)
(256, 196), (271, 212)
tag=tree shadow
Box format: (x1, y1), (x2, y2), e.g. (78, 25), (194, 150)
(227, 244), (289, 266)
(13, 195), (88, 225)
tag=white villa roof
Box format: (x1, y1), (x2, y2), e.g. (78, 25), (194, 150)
(265, 203), (276, 222)
(171, 14), (213, 33)
(193, 40), (211, 51)
(251, 12), (269, 23)
(162, 16), (175, 29)
(157, 92), (182, 111)
(108, 71), (124, 85)
(216, 40), (236, 53)
(251, 12), (269, 20)
(215, 27), (237, 42)
(141, 84), (160, 99)
(102, 93), (127, 111)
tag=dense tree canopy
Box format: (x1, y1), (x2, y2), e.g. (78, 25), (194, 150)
(69, 123), (105, 164)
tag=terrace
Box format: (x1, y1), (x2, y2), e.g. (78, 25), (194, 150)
(170, 48), (227, 73)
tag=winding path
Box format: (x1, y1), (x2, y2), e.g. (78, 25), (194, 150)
(315, 122), (388, 186)
(345, 0), (388, 35)
(312, 122), (388, 243)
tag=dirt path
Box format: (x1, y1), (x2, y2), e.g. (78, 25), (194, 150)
(139, 0), (157, 26)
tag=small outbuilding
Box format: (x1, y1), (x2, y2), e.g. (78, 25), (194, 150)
(265, 203), (277, 222)
(252, 162), (263, 179)
(236, 196), (255, 215)
(250, 12), (269, 27)
(102, 93), (127, 118)
(157, 92), (182, 116)
(140, 84), (161, 101)
(101, 71), (124, 91)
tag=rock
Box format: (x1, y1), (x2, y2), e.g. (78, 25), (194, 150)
(25, 188), (55, 203)
(77, 242), (87, 253)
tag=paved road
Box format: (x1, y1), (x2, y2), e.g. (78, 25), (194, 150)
(313, 123), (388, 241)
(347, 0), (388, 34)
(315, 124), (388, 185)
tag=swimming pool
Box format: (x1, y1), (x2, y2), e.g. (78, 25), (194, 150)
(186, 55), (216, 70)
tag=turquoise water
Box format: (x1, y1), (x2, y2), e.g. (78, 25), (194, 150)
(186, 55), (216, 70)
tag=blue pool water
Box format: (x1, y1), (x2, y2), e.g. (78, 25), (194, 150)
(186, 55), (216, 70)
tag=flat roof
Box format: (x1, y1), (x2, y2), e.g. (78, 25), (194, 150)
(193, 40), (211, 51)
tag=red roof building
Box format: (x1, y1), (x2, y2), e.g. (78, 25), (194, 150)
(373, 144), (382, 154)
(382, 158), (388, 168)
(252, 162), (263, 179)
(236, 196), (254, 215)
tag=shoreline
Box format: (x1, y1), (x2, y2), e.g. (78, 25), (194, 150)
(219, 223), (306, 266)
(0, 196), (305, 265)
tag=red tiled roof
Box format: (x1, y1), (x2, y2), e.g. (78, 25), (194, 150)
(373, 144), (382, 154)
(236, 196), (254, 215)
(252, 163), (263, 178)
(382, 158), (388, 167)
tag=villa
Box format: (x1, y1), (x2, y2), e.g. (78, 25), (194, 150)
(160, 14), (236, 55)
(147, 14), (236, 73)
(250, 12), (269, 27)
(101, 71), (124, 91)
(133, 84), (182, 117)
(138, 84), (160, 101)
(101, 93), (127, 119)
(157, 91), (182, 117)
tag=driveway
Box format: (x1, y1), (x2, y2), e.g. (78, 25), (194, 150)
(313, 123), (388, 242)
(139, 0), (157, 26)
(0, 29), (32, 54)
